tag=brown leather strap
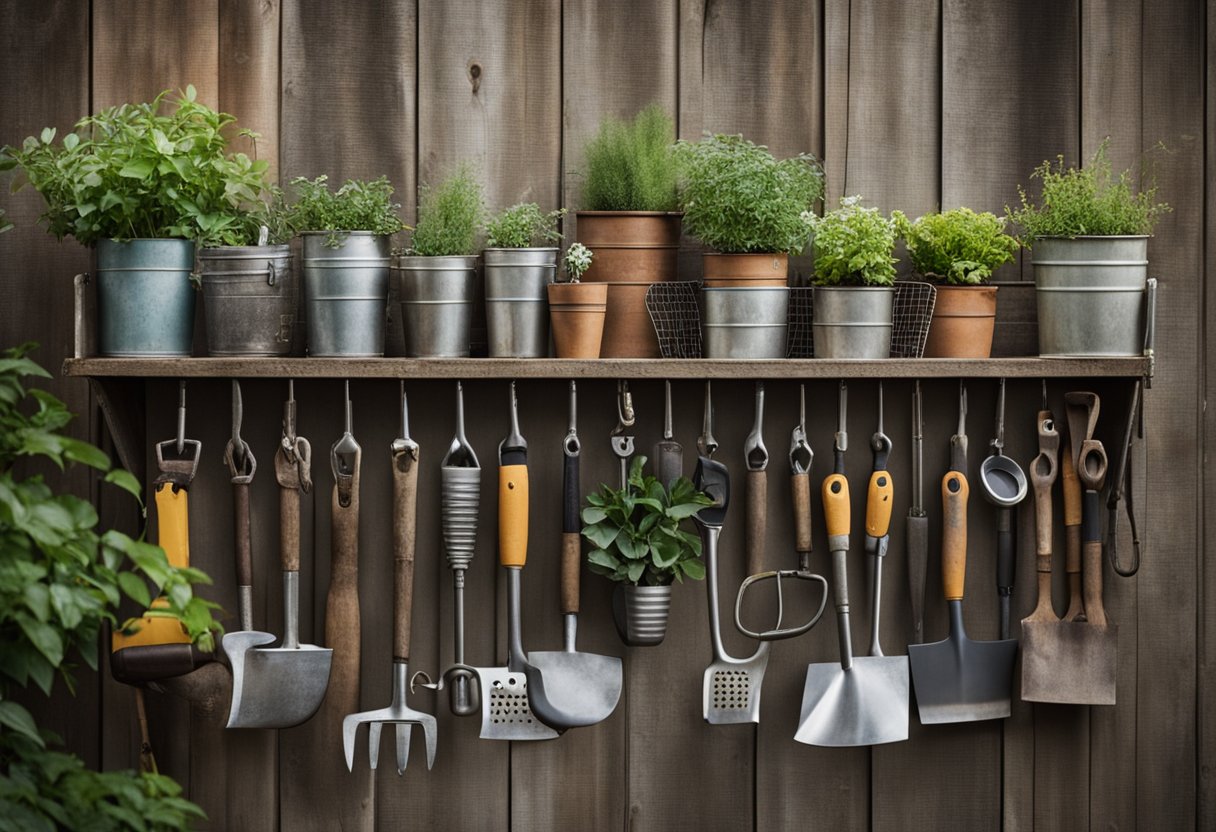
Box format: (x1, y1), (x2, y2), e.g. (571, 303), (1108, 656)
(746, 469), (766, 576)
(392, 447), (418, 661)
(561, 532), (581, 614)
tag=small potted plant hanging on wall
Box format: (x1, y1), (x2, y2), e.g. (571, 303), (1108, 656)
(483, 203), (564, 358)
(1008, 139), (1169, 357)
(895, 207), (1019, 358)
(807, 196), (899, 359)
(288, 175), (404, 357)
(395, 165), (484, 357)
(583, 456), (713, 646)
(548, 243), (607, 358)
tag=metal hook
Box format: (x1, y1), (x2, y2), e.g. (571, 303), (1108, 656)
(833, 381), (848, 460)
(745, 382), (768, 471)
(790, 383), (812, 475)
(230, 379), (246, 468)
(613, 380), (635, 433)
(564, 380), (580, 457)
(992, 378), (1008, 455)
(176, 381), (187, 455)
(698, 381), (718, 458)
(870, 381), (892, 469)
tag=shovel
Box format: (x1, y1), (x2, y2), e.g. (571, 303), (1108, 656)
(795, 380), (908, 747)
(652, 380), (683, 486)
(908, 381), (1017, 725)
(526, 381), (623, 730)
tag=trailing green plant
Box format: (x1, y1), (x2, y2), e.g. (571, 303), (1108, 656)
(581, 456), (714, 587)
(0, 86), (277, 248)
(563, 243), (593, 282)
(286, 175), (405, 248)
(675, 134), (823, 255)
(1007, 139), (1171, 243)
(0, 343), (223, 831)
(485, 203), (564, 248)
(581, 105), (680, 212)
(806, 196), (898, 287)
(893, 207), (1018, 285)
(408, 166), (484, 257)
(0, 208), (11, 234)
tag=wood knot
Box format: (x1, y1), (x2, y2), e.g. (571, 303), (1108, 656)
(468, 61), (482, 94)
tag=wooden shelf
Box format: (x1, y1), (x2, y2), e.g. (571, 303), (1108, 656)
(62, 356), (1154, 380)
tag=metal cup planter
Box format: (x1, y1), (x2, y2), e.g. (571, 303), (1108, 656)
(483, 247), (557, 358)
(1033, 236), (1148, 357)
(612, 584), (673, 647)
(921, 284), (998, 358)
(702, 286), (790, 359)
(812, 286), (895, 359)
(199, 245), (296, 356)
(395, 254), (478, 357)
(301, 232), (390, 357)
(95, 238), (196, 356)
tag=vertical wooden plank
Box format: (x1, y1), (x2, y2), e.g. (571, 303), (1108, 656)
(1202, 3), (1216, 827)
(822, 0), (849, 210)
(218, 0), (281, 176)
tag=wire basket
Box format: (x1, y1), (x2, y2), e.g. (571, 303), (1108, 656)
(891, 280), (936, 359)
(787, 287), (814, 358)
(646, 281), (703, 359)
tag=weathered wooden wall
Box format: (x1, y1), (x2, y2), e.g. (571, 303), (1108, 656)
(0, 1), (1212, 829)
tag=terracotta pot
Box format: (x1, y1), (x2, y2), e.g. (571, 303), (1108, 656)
(600, 281), (661, 358)
(922, 284), (999, 358)
(576, 211), (683, 283)
(702, 252), (789, 287)
(548, 281), (608, 358)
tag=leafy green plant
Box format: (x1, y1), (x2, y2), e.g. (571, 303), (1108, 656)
(563, 243), (593, 282)
(408, 166), (484, 257)
(0, 86), (276, 248)
(0, 344), (223, 831)
(286, 175), (405, 248)
(893, 207), (1018, 285)
(581, 456), (713, 586)
(807, 196), (898, 286)
(675, 134), (823, 255)
(0, 208), (11, 234)
(1007, 139), (1171, 242)
(485, 203), (564, 248)
(581, 105), (680, 212)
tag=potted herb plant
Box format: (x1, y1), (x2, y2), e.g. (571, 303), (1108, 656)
(395, 165), (484, 357)
(582, 456), (713, 646)
(1008, 139), (1169, 357)
(549, 243), (607, 358)
(483, 203), (564, 357)
(577, 105), (682, 357)
(807, 196), (899, 358)
(287, 175), (404, 357)
(894, 207), (1019, 358)
(0, 86), (273, 357)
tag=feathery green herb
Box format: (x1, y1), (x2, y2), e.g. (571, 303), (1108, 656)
(894, 207), (1018, 285)
(287, 175), (405, 248)
(485, 202), (564, 248)
(581, 105), (680, 212)
(408, 166), (484, 257)
(807, 196), (898, 287)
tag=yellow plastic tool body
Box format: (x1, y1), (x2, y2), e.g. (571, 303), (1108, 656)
(499, 464), (529, 567)
(111, 484), (191, 650)
(822, 473), (850, 537)
(865, 471), (894, 538)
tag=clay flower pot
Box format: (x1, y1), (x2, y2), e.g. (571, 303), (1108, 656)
(576, 211), (683, 283)
(548, 281), (608, 358)
(702, 252), (789, 287)
(599, 281), (662, 358)
(922, 283), (999, 358)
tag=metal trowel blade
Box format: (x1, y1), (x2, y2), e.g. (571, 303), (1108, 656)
(226, 633), (333, 729)
(1020, 620), (1116, 705)
(527, 651), (622, 729)
(794, 656), (910, 746)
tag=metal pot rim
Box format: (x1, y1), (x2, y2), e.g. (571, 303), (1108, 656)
(297, 230), (387, 237)
(481, 247), (560, 253)
(812, 285), (896, 293)
(574, 210), (684, 217)
(1033, 234), (1152, 241)
(200, 244), (292, 256)
(701, 286), (789, 294)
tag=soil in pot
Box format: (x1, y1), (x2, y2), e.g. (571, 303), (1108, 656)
(702, 252), (789, 288)
(576, 211), (682, 283)
(600, 281), (661, 358)
(548, 281), (608, 358)
(922, 284), (998, 358)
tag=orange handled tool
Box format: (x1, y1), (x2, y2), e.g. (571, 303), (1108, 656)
(864, 382), (894, 656)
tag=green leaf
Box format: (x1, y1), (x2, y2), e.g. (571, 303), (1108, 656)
(16, 613), (64, 666)
(103, 469), (141, 501)
(117, 572), (152, 608)
(117, 158), (155, 179)
(680, 558), (706, 580)
(60, 438), (109, 470)
(626, 561), (646, 583)
(49, 585), (83, 629)
(586, 549), (620, 571)
(581, 522), (620, 551)
(23, 583), (51, 622)
(581, 506), (607, 524)
(0, 700), (45, 747)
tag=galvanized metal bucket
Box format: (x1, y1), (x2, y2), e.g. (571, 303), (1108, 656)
(483, 248), (556, 358)
(199, 245), (295, 356)
(96, 238), (196, 356)
(812, 286), (894, 359)
(1033, 236), (1148, 357)
(301, 232), (390, 357)
(612, 584), (672, 646)
(395, 255), (478, 357)
(702, 287), (790, 359)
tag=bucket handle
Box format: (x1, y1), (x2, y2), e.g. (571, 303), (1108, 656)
(265, 258), (279, 287)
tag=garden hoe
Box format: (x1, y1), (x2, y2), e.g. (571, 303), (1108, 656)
(653, 379), (683, 486)
(694, 381), (770, 725)
(344, 383), (437, 772)
(908, 382), (1017, 724)
(795, 381), (908, 747)
(526, 381), (623, 730)
(978, 379), (1028, 639)
(473, 382), (560, 741)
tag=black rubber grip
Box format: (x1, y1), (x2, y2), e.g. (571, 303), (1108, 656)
(1082, 489), (1101, 544)
(563, 453), (579, 534)
(996, 509), (1015, 594)
(500, 447), (527, 467)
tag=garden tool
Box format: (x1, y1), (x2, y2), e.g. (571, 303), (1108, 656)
(744, 382), (769, 577)
(526, 381), (623, 730)
(694, 381), (770, 725)
(111, 382), (213, 684)
(864, 382), (901, 661)
(653, 380), (683, 486)
(472, 382), (560, 741)
(343, 383), (437, 772)
(796, 381), (909, 747)
(978, 378), (1028, 639)
(1064, 392), (1100, 470)
(907, 380), (929, 645)
(1107, 380), (1143, 577)
(227, 381), (332, 729)
(908, 382), (1017, 724)
(1061, 418), (1085, 622)
(610, 380), (636, 489)
(734, 383), (828, 642)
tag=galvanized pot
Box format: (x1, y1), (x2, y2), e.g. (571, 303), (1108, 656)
(301, 232), (390, 357)
(702, 287), (790, 358)
(612, 584), (672, 647)
(1033, 236), (1148, 357)
(483, 248), (556, 357)
(812, 286), (894, 359)
(96, 238), (196, 357)
(395, 255), (478, 357)
(200, 245), (295, 356)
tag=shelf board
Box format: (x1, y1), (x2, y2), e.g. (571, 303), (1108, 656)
(62, 356), (1153, 380)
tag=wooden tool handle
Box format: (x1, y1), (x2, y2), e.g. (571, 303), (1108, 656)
(746, 469), (766, 576)
(941, 472), (969, 601)
(499, 464), (529, 568)
(821, 473), (850, 539)
(563, 453), (580, 535)
(1033, 468), (1054, 560)
(153, 484), (190, 569)
(232, 481), (253, 589)
(792, 472), (812, 554)
(864, 470), (894, 538)
(392, 448), (418, 662)
(279, 484), (300, 573)
(1061, 440), (1082, 527)
(561, 533), (580, 614)
(326, 465), (361, 724)
(1082, 538), (1108, 627)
